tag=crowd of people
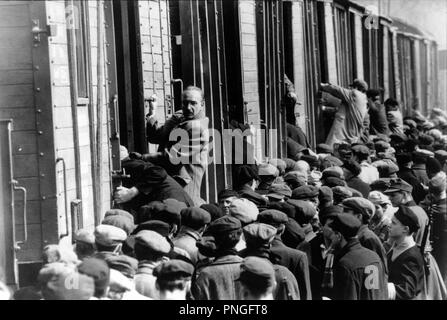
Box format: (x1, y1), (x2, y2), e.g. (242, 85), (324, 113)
(1, 84), (447, 300)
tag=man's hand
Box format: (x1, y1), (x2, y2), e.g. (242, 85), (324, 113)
(114, 186), (139, 204)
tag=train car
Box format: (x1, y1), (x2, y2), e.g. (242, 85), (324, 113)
(0, 0), (439, 289)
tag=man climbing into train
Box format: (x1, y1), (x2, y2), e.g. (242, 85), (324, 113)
(319, 79), (369, 148)
(141, 86), (210, 206)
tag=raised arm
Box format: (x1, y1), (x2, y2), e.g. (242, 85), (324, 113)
(320, 83), (352, 103)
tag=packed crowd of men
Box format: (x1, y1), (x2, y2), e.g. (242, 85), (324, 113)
(1, 82), (447, 300)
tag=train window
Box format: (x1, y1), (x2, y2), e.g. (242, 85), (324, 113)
(66, 0), (89, 101)
(333, 5), (350, 87)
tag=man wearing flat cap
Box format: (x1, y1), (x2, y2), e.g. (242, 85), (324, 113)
(191, 216), (245, 300)
(320, 79), (368, 147)
(256, 163), (280, 195)
(396, 153), (427, 204)
(342, 198), (388, 274)
(267, 183), (292, 203)
(259, 208), (312, 300)
(343, 159), (371, 198)
(384, 178), (429, 251)
(233, 165), (268, 207)
(239, 223), (300, 300)
(237, 256), (277, 300)
(173, 207), (211, 265)
(73, 229), (96, 261)
(92, 224), (128, 260)
(78, 258), (111, 299)
(291, 185), (320, 211)
(133, 230), (172, 299)
(217, 189), (239, 215)
(325, 214), (387, 300)
(387, 206), (425, 300)
(153, 260), (194, 300)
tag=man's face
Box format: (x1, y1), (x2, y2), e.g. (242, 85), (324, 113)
(322, 218), (335, 248)
(307, 197), (319, 210)
(219, 196), (237, 214)
(387, 191), (405, 207)
(182, 90), (203, 119)
(389, 216), (407, 239)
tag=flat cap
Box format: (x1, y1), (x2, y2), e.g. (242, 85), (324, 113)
(316, 143), (333, 154)
(200, 203), (225, 221)
(104, 209), (134, 224)
(102, 214), (135, 236)
(368, 191), (391, 205)
(352, 79), (368, 92)
(394, 205), (420, 234)
(429, 172), (447, 194)
(105, 255), (138, 279)
(332, 186), (353, 201)
(413, 149), (434, 159)
(42, 244), (79, 266)
(324, 176), (346, 188)
(384, 178), (413, 194)
(94, 224), (127, 246)
(352, 144), (370, 156)
(343, 160), (362, 176)
(342, 197), (375, 218)
(258, 163), (280, 177)
(434, 150), (447, 164)
(426, 157), (442, 175)
(291, 185), (319, 200)
(287, 199), (316, 225)
(268, 158), (287, 175)
(404, 119), (417, 129)
(234, 165), (260, 186)
(151, 202), (182, 227)
(319, 205), (343, 224)
(74, 228), (95, 245)
(267, 202), (296, 219)
(237, 257), (275, 290)
(243, 223), (277, 247)
(370, 179), (391, 192)
(374, 160), (399, 177)
(77, 258), (110, 294)
(134, 230), (171, 254)
(258, 209), (289, 226)
(319, 186), (334, 203)
(322, 166), (344, 180)
(329, 213), (361, 239)
(267, 183), (292, 200)
(132, 220), (170, 237)
(375, 141), (391, 153)
(207, 215), (242, 236)
(153, 260), (194, 280)
(180, 207), (211, 229)
(229, 198), (259, 224)
(196, 235), (217, 257)
(39, 264), (94, 300)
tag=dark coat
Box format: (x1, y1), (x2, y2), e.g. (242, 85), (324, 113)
(191, 254), (244, 300)
(387, 245), (425, 300)
(121, 158), (195, 212)
(287, 123), (310, 149)
(297, 232), (326, 300)
(239, 250), (301, 300)
(270, 236), (312, 300)
(346, 176), (371, 198)
(330, 238), (388, 300)
(358, 225), (388, 274)
(420, 196), (447, 281)
(398, 168), (427, 204)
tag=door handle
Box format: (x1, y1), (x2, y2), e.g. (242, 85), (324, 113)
(56, 158), (70, 239)
(11, 180), (27, 248)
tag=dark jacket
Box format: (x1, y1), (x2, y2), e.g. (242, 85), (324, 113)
(420, 196), (447, 280)
(330, 238), (388, 300)
(239, 249), (301, 300)
(412, 163), (430, 186)
(287, 123), (310, 149)
(346, 176), (371, 198)
(191, 254), (244, 300)
(358, 225), (388, 274)
(387, 245), (425, 300)
(270, 236), (312, 300)
(368, 99), (388, 135)
(121, 158), (194, 212)
(398, 168), (427, 204)
(297, 232), (326, 300)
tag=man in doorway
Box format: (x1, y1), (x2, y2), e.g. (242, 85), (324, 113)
(144, 86), (210, 206)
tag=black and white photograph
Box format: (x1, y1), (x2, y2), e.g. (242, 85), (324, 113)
(0, 0), (446, 305)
